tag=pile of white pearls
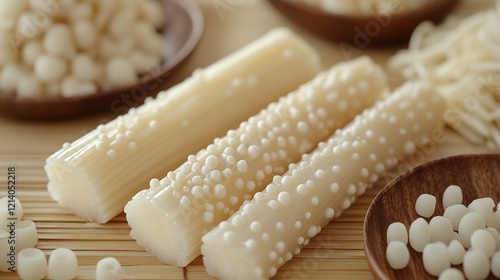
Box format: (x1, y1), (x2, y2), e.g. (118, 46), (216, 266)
(1, 196), (124, 279)
(0, 196), (39, 273)
(385, 185), (500, 279)
(0, 0), (164, 98)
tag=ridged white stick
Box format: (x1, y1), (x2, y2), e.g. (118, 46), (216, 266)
(201, 81), (446, 280)
(125, 56), (389, 266)
(44, 28), (321, 223)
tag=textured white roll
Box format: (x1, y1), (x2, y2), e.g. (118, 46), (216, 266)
(463, 250), (489, 280)
(422, 242), (450, 277)
(16, 220), (38, 252)
(96, 257), (122, 280)
(409, 218), (431, 252)
(415, 194), (436, 218)
(47, 248), (78, 280)
(386, 241), (409, 270)
(387, 222), (408, 244)
(17, 248), (47, 280)
(442, 185), (462, 210)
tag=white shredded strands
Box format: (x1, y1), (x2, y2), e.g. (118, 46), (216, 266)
(389, 3), (500, 150)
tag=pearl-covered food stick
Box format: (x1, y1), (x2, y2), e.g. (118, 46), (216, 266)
(125, 56), (389, 267)
(201, 81), (446, 280)
(45, 28), (321, 224)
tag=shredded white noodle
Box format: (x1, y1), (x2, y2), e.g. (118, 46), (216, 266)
(389, 4), (500, 150)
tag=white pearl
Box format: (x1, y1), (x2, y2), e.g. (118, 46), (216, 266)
(17, 248), (47, 280)
(96, 257), (122, 280)
(47, 248), (78, 280)
(16, 220), (38, 252)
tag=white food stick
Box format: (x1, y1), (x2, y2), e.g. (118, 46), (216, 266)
(45, 28), (322, 224)
(201, 81), (446, 280)
(125, 56), (389, 267)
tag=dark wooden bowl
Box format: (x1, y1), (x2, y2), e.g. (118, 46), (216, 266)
(364, 154), (500, 279)
(0, 0), (203, 120)
(268, 0), (459, 45)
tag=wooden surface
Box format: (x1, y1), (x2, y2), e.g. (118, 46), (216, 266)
(365, 154), (500, 280)
(0, 0), (496, 279)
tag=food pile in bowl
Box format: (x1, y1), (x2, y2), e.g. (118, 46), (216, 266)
(0, 0), (164, 98)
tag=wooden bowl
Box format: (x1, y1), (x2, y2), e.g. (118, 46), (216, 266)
(364, 154), (500, 279)
(0, 0), (203, 120)
(268, 0), (459, 45)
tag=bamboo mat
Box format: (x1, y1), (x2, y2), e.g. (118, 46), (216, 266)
(0, 0), (496, 279)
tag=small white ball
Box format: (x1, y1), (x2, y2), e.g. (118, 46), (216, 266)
(65, 2), (93, 23)
(139, 0), (164, 28)
(34, 54), (67, 82)
(415, 193), (436, 218)
(387, 222), (407, 244)
(129, 51), (161, 74)
(16, 220), (38, 252)
(61, 77), (97, 98)
(43, 23), (76, 58)
(492, 251), (500, 278)
(429, 216), (453, 244)
(422, 242), (450, 276)
(470, 229), (496, 258)
(0, 0), (27, 17)
(438, 268), (464, 280)
(385, 241), (409, 270)
(109, 9), (136, 38)
(458, 212), (485, 248)
(0, 63), (24, 92)
(443, 204), (469, 231)
(72, 20), (98, 51)
(447, 239), (465, 265)
(409, 217), (431, 252)
(47, 248), (78, 280)
(71, 54), (97, 81)
(484, 227), (500, 251)
(21, 40), (44, 66)
(17, 74), (42, 98)
(0, 196), (23, 220)
(17, 248), (47, 280)
(96, 257), (122, 280)
(442, 185), (462, 209)
(463, 250), (489, 280)
(105, 57), (137, 87)
(135, 21), (163, 55)
(468, 197), (495, 218)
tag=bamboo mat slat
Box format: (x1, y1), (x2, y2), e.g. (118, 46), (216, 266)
(0, 0), (495, 279)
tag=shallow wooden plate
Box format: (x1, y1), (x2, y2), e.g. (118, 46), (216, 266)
(364, 154), (500, 280)
(0, 0), (204, 120)
(268, 0), (459, 45)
